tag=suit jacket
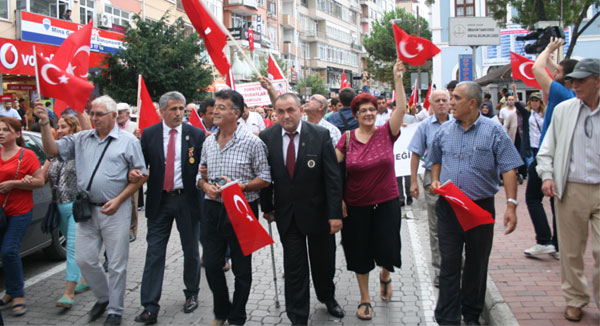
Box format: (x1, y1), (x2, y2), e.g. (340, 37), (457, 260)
(141, 122), (205, 219)
(259, 121), (342, 236)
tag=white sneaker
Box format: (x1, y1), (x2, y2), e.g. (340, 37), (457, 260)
(524, 244), (556, 256)
(550, 251), (560, 260)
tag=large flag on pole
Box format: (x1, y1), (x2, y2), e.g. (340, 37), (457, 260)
(35, 49), (94, 113)
(434, 181), (495, 232)
(268, 54), (285, 81)
(137, 75), (161, 133)
(221, 182), (274, 256)
(392, 25), (440, 66)
(510, 52), (552, 89)
(182, 0), (231, 76)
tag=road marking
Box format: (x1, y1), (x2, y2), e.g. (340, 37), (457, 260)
(406, 209), (437, 326)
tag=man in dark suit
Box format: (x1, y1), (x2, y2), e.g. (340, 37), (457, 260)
(133, 91), (205, 325)
(259, 92), (345, 325)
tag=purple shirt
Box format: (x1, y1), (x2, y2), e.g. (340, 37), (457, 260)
(336, 121), (400, 206)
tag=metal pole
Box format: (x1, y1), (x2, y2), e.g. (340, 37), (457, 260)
(416, 6), (421, 103)
(268, 223), (280, 308)
(471, 45), (477, 80)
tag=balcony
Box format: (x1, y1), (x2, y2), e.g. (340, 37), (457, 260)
(280, 14), (296, 29)
(225, 0), (258, 16)
(282, 43), (297, 55)
(308, 7), (327, 21)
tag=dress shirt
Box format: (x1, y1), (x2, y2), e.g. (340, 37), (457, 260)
(162, 122), (183, 190)
(282, 121), (302, 165)
(429, 114), (523, 201)
(0, 108), (22, 120)
(567, 100), (600, 184)
(408, 113), (453, 170)
(239, 111), (266, 134)
(198, 123), (271, 203)
(375, 109), (391, 126)
(57, 125), (147, 204)
(528, 110), (544, 148)
(317, 118), (342, 148)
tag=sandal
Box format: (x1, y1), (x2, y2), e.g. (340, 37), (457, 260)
(74, 283), (90, 294)
(0, 296), (12, 309)
(11, 303), (27, 316)
(56, 296), (74, 309)
(356, 302), (372, 320)
(380, 277), (392, 301)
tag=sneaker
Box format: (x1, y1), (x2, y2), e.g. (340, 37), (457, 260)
(550, 251), (560, 260)
(524, 244), (556, 256)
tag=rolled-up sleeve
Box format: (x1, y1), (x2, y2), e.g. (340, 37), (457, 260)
(252, 140), (271, 183)
(56, 133), (77, 161)
(126, 139), (147, 175)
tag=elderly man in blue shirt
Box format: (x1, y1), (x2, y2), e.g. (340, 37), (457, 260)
(429, 81), (523, 326)
(408, 89), (452, 288)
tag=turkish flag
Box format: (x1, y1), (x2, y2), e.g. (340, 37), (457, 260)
(182, 0), (231, 76)
(221, 182), (274, 256)
(510, 52), (552, 89)
(408, 80), (418, 108)
(137, 75), (161, 134)
(35, 52), (94, 113)
(422, 83), (433, 111)
(393, 25), (440, 66)
(340, 71), (349, 89)
(226, 68), (236, 90)
(268, 54), (285, 80)
(188, 107), (207, 131)
(434, 181), (495, 232)
(247, 29), (255, 51)
(49, 21), (94, 115)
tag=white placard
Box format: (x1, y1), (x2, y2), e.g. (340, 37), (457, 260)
(449, 17), (500, 46)
(234, 79), (289, 106)
(394, 123), (425, 177)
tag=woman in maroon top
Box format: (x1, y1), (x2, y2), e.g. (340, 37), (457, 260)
(0, 117), (45, 316)
(335, 61), (406, 320)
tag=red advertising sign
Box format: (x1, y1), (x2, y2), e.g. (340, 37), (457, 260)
(7, 84), (36, 91)
(0, 37), (106, 76)
(0, 94), (14, 102)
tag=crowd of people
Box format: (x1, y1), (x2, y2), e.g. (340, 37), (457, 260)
(0, 43), (598, 326)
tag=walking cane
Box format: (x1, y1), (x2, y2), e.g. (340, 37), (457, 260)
(268, 223), (281, 308)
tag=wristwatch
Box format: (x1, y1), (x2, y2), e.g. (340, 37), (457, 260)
(507, 198), (518, 206)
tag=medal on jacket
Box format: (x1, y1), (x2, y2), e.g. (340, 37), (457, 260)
(307, 159), (315, 168)
(188, 147), (195, 164)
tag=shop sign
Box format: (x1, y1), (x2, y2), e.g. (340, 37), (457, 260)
(0, 94), (14, 102)
(7, 84), (36, 91)
(18, 11), (124, 54)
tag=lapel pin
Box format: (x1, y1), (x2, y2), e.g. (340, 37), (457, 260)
(185, 135), (190, 141)
(307, 159), (315, 168)
(189, 157), (195, 164)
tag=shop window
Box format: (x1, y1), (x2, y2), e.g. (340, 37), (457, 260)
(455, 0), (474, 17)
(0, 0), (8, 19)
(29, 0), (69, 19)
(80, 0), (94, 24)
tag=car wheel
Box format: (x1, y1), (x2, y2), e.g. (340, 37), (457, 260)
(44, 228), (67, 260)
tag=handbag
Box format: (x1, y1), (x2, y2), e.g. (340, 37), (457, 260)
(72, 138), (113, 223)
(0, 149), (25, 233)
(41, 202), (61, 234)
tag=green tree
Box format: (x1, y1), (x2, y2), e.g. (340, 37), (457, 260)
(362, 8), (432, 91)
(91, 14), (213, 104)
(486, 0), (600, 58)
(294, 73), (329, 97)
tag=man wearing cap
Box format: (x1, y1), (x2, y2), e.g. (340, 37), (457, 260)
(536, 58), (600, 322)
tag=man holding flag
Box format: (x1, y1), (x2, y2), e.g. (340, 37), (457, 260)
(428, 81), (523, 326)
(196, 89), (271, 326)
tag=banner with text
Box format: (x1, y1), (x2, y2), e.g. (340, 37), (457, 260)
(234, 79), (289, 106)
(394, 123), (425, 177)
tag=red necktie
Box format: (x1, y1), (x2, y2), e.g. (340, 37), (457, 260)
(286, 132), (297, 178)
(163, 128), (177, 191)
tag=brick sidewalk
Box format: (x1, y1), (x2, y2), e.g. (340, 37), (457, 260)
(491, 183), (599, 326)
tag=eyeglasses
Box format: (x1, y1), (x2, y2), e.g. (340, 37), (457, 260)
(584, 115), (593, 138)
(357, 107), (377, 114)
(89, 111), (112, 118)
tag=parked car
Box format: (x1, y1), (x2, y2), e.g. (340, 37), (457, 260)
(1, 131), (66, 262)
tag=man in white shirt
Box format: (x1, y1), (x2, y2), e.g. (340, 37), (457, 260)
(375, 96), (391, 126)
(240, 105), (266, 135)
(499, 95), (518, 142)
(0, 101), (22, 120)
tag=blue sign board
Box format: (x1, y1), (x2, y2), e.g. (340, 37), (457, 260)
(459, 54), (473, 81)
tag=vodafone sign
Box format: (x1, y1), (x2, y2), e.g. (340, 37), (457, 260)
(0, 38), (105, 76)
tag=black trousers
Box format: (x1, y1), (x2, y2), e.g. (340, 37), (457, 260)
(525, 159), (558, 250)
(281, 217), (336, 325)
(397, 176), (412, 204)
(140, 194), (201, 313)
(434, 196), (495, 325)
(200, 200), (257, 325)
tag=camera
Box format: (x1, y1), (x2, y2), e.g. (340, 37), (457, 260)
(516, 26), (565, 54)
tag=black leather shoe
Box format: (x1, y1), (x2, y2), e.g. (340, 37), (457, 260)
(325, 299), (345, 318)
(135, 310), (157, 325)
(104, 314), (121, 326)
(465, 320), (481, 325)
(183, 295), (198, 313)
(89, 301), (109, 322)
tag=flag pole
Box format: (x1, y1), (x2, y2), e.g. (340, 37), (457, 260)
(33, 46), (41, 98)
(136, 74), (142, 128)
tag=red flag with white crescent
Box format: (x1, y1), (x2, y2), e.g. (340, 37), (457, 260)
(268, 54), (285, 81)
(408, 80), (418, 108)
(434, 181), (495, 232)
(393, 25), (440, 66)
(422, 82), (433, 111)
(221, 182), (274, 256)
(510, 52), (552, 89)
(137, 75), (161, 134)
(188, 106), (207, 131)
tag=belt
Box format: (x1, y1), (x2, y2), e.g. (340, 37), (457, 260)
(163, 189), (184, 196)
(90, 202), (106, 207)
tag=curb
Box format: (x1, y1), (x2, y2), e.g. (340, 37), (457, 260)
(483, 274), (519, 326)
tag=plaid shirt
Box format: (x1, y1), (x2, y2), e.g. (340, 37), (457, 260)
(198, 123), (271, 203)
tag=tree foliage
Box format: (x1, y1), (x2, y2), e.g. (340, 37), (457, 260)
(363, 8), (432, 91)
(486, 0), (600, 58)
(91, 14), (213, 104)
(294, 73), (329, 97)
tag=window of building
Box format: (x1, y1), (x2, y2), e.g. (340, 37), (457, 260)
(29, 0), (70, 19)
(177, 0), (184, 11)
(0, 0), (8, 19)
(455, 0), (474, 17)
(301, 0), (308, 7)
(80, 0), (95, 24)
(104, 5), (131, 26)
(232, 14), (244, 28)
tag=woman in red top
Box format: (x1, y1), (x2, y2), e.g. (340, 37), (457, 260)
(0, 117), (45, 316)
(335, 61), (406, 320)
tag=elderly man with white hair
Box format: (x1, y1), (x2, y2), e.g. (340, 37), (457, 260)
(34, 95), (147, 326)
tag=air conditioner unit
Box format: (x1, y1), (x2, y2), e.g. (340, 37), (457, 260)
(98, 13), (113, 29)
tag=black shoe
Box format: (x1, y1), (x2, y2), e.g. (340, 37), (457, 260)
(104, 314), (121, 326)
(135, 310), (157, 325)
(433, 276), (440, 288)
(325, 299), (345, 318)
(89, 301), (109, 322)
(183, 295), (198, 313)
(465, 320), (481, 325)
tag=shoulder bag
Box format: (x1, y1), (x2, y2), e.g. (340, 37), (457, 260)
(0, 148), (25, 233)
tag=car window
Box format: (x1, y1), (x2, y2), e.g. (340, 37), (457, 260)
(22, 134), (47, 165)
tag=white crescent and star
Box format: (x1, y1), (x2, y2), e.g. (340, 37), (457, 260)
(399, 40), (423, 59)
(445, 195), (470, 211)
(41, 63), (64, 85)
(518, 62), (535, 80)
(233, 195), (253, 222)
(66, 46), (91, 77)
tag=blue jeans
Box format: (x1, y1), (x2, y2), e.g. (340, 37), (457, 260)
(58, 202), (81, 283)
(1, 210), (32, 298)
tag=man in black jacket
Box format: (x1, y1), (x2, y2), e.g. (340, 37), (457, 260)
(259, 93), (345, 325)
